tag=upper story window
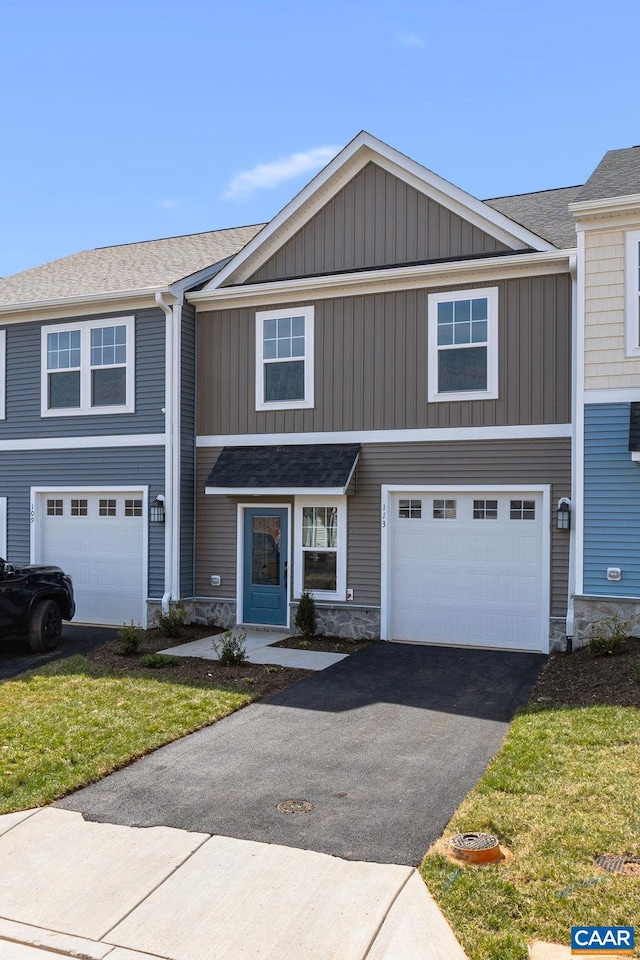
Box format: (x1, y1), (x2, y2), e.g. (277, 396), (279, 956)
(255, 306), (314, 411)
(0, 329), (5, 420)
(625, 230), (640, 357)
(427, 287), (499, 402)
(41, 316), (135, 417)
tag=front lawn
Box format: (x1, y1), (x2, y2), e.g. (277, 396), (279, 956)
(0, 652), (307, 814)
(421, 640), (640, 960)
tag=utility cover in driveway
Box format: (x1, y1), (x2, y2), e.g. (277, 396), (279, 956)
(57, 642), (545, 865)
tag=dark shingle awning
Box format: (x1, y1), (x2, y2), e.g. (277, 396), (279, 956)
(205, 444), (360, 495)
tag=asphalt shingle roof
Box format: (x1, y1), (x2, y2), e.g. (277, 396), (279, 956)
(575, 146), (640, 203)
(205, 444), (360, 491)
(485, 185), (582, 249)
(0, 224), (264, 306)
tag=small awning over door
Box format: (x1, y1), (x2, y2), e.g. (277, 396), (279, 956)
(204, 444), (360, 495)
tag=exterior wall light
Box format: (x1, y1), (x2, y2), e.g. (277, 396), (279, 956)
(150, 495), (166, 523)
(556, 497), (571, 530)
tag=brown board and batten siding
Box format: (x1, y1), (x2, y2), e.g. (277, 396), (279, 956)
(195, 439), (571, 618)
(244, 163), (513, 283)
(197, 273), (572, 437)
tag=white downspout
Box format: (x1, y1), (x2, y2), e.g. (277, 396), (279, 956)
(566, 253), (579, 650)
(156, 291), (175, 616)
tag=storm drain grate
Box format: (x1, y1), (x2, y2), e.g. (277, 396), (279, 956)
(450, 832), (503, 864)
(277, 799), (315, 814)
(594, 854), (640, 876)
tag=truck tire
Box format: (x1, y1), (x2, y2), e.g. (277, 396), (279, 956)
(28, 599), (62, 652)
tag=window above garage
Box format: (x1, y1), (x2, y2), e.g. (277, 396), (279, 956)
(427, 287), (498, 402)
(41, 316), (135, 417)
(255, 307), (314, 411)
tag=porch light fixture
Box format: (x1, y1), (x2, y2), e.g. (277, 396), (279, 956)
(150, 495), (165, 523)
(556, 497), (571, 531)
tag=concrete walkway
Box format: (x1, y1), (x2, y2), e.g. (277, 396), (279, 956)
(160, 628), (348, 670)
(0, 808), (468, 960)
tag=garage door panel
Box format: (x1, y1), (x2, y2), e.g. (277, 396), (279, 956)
(388, 492), (546, 651)
(37, 492), (145, 627)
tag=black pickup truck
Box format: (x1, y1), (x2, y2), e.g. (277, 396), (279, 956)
(0, 558), (75, 651)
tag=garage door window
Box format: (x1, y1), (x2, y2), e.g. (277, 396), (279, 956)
(473, 499), (498, 519)
(433, 499), (457, 519)
(398, 499), (422, 518)
(125, 499), (143, 517)
(99, 499), (117, 517)
(71, 499), (88, 516)
(510, 499), (536, 520)
(47, 499), (64, 516)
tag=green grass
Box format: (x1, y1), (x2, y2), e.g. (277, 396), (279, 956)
(0, 655), (253, 813)
(421, 705), (640, 960)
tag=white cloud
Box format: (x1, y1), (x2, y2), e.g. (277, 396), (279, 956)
(223, 146), (340, 201)
(396, 33), (426, 49)
(156, 199), (180, 210)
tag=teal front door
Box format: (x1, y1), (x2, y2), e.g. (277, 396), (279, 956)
(242, 508), (288, 625)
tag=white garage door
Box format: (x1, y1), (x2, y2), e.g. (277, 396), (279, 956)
(37, 491), (146, 626)
(388, 491), (547, 652)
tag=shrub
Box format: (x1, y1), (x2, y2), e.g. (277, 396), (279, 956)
(155, 604), (186, 639)
(587, 615), (628, 656)
(212, 630), (247, 666)
(295, 590), (317, 638)
(117, 622), (144, 656)
(140, 654), (179, 669)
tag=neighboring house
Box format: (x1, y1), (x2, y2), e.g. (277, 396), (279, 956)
(570, 147), (640, 643)
(0, 226), (262, 626)
(188, 132), (575, 653)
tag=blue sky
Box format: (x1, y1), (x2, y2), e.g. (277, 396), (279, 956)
(2, 0), (639, 277)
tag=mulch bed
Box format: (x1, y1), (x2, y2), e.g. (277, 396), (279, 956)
(84, 625), (312, 699)
(529, 637), (640, 708)
(270, 635), (375, 654)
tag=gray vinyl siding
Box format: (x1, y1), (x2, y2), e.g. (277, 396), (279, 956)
(0, 446), (165, 597)
(180, 301), (196, 596)
(246, 163), (513, 283)
(195, 438), (571, 617)
(0, 308), (165, 439)
(197, 273), (572, 437)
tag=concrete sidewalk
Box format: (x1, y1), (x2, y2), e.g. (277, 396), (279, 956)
(0, 807), (468, 960)
(160, 628), (349, 670)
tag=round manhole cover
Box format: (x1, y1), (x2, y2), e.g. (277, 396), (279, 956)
(450, 832), (503, 864)
(277, 799), (315, 814)
(594, 854), (640, 876)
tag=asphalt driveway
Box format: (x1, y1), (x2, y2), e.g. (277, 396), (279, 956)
(0, 623), (117, 680)
(58, 641), (545, 865)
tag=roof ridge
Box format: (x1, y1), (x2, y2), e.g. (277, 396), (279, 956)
(485, 184), (582, 202)
(92, 222), (266, 253)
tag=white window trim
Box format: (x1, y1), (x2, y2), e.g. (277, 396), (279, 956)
(40, 316), (135, 417)
(427, 286), (499, 402)
(294, 495), (346, 602)
(0, 329), (6, 420)
(0, 497), (6, 558)
(625, 230), (640, 358)
(255, 306), (314, 411)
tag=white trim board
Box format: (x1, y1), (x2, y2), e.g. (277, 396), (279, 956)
(0, 329), (5, 420)
(584, 389), (640, 403)
(0, 497), (6, 558)
(197, 423), (572, 449)
(0, 433), (166, 452)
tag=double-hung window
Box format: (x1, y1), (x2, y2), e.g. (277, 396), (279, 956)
(255, 307), (314, 410)
(427, 287), (498, 402)
(294, 496), (346, 601)
(625, 230), (640, 357)
(41, 316), (134, 416)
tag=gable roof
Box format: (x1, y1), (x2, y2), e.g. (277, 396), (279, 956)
(575, 146), (640, 202)
(0, 224), (263, 308)
(485, 185), (581, 250)
(203, 132), (558, 291)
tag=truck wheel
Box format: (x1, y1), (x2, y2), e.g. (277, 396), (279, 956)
(28, 600), (62, 652)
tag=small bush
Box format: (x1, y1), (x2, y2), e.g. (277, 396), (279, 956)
(117, 622), (144, 656)
(155, 604), (186, 639)
(212, 630), (247, 666)
(140, 654), (179, 669)
(587, 615), (628, 656)
(295, 590), (317, 638)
